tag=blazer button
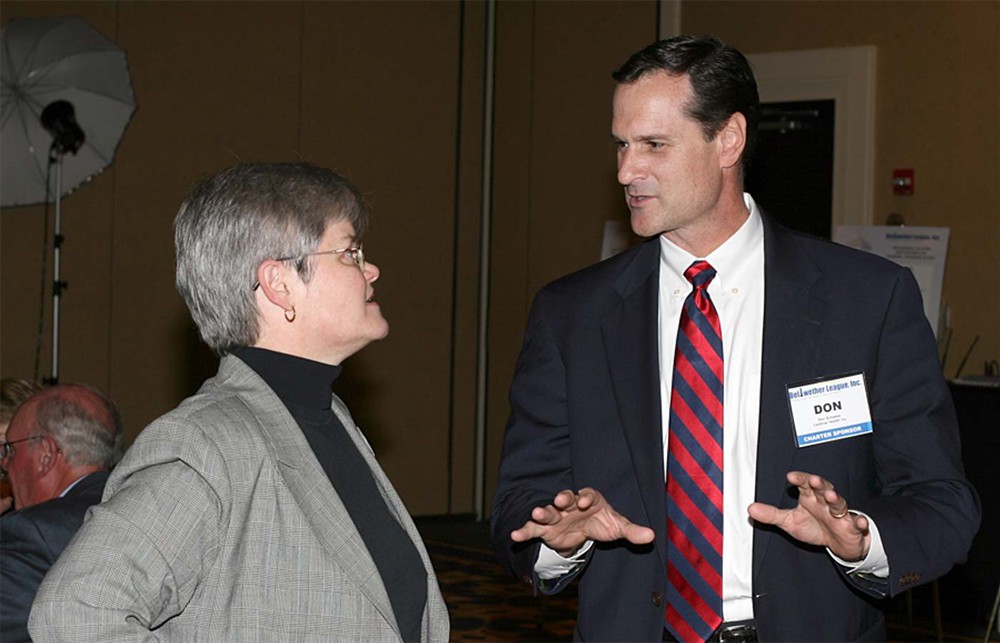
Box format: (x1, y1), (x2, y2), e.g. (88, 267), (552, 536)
(651, 592), (662, 606)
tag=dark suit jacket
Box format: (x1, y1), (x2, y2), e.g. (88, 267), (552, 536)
(0, 471), (109, 642)
(491, 216), (980, 642)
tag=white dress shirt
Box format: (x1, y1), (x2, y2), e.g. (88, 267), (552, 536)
(58, 473), (94, 498)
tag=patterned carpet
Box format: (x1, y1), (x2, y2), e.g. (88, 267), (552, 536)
(418, 518), (992, 642)
(423, 539), (577, 641)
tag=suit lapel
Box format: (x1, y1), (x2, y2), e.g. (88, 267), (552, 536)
(752, 217), (828, 578)
(600, 240), (667, 565)
(218, 357), (401, 637)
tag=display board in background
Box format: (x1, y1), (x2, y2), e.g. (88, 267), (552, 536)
(833, 225), (949, 338)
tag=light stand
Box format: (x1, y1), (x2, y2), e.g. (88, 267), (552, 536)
(40, 100), (85, 385)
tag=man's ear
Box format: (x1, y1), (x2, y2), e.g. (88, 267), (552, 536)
(718, 112), (747, 170)
(36, 436), (60, 476)
(255, 260), (296, 312)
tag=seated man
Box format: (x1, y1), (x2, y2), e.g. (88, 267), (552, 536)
(0, 384), (124, 642)
(1, 378), (44, 514)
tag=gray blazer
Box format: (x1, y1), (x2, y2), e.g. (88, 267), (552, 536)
(29, 356), (450, 642)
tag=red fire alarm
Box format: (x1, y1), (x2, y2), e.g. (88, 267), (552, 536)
(893, 168), (914, 196)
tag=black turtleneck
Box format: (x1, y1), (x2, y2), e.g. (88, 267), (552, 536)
(232, 346), (427, 642)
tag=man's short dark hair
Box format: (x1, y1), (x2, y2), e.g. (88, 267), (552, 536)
(613, 35), (760, 172)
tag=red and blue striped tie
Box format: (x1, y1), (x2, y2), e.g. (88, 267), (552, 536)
(665, 260), (724, 642)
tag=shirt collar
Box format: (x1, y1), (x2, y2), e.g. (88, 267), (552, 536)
(659, 193), (763, 292)
(59, 472), (95, 497)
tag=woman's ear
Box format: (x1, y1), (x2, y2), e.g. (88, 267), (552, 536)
(255, 260), (296, 311)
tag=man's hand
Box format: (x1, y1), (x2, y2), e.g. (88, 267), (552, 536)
(511, 487), (655, 557)
(0, 495), (12, 515)
(747, 471), (871, 562)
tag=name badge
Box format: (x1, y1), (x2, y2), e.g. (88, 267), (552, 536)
(786, 372), (872, 447)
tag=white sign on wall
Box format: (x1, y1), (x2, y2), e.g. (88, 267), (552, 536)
(833, 225), (950, 338)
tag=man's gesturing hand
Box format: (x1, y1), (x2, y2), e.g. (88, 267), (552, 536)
(748, 471), (871, 562)
(511, 487), (655, 557)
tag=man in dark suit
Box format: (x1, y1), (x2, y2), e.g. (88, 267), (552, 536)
(0, 384), (123, 642)
(490, 36), (980, 642)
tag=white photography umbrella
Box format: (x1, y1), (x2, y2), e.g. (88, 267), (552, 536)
(1, 15), (135, 206)
(1, 16), (135, 383)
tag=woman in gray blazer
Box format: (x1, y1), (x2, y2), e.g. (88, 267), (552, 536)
(29, 163), (450, 642)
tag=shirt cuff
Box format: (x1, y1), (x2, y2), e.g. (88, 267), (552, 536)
(534, 540), (595, 580)
(828, 510), (889, 578)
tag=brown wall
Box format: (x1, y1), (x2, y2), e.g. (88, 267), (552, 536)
(1, 0), (480, 516)
(682, 0), (1000, 382)
(486, 0), (658, 507)
(484, 0), (1000, 509)
(3, 1), (997, 516)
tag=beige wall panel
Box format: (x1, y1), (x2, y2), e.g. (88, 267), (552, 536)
(450, 1), (487, 514)
(3, 0), (472, 516)
(108, 2), (304, 439)
(527, 1), (656, 294)
(486, 0), (657, 508)
(0, 174), (116, 391)
(682, 0), (1000, 375)
(488, 0), (537, 504)
(298, 1), (463, 515)
(1, 204), (50, 378)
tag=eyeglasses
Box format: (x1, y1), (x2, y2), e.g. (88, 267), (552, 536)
(280, 245), (365, 271)
(253, 244), (365, 290)
(0, 435), (44, 458)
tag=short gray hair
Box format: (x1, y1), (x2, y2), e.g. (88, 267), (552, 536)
(34, 385), (124, 469)
(175, 163), (370, 355)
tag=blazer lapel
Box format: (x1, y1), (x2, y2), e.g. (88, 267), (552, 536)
(753, 217), (828, 578)
(600, 240), (667, 565)
(218, 357), (400, 637)
(329, 397), (427, 564)
(330, 397), (451, 634)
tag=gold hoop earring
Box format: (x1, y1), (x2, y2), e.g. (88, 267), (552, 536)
(284, 306), (296, 323)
